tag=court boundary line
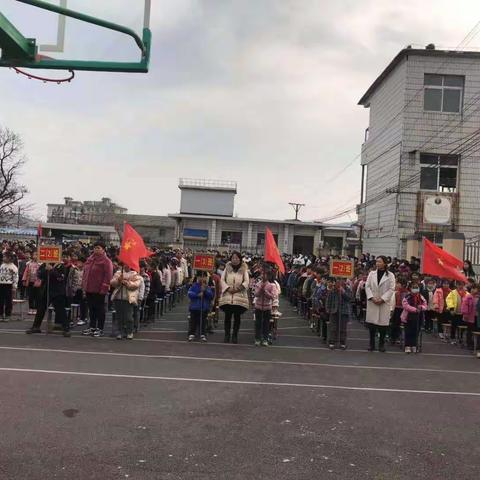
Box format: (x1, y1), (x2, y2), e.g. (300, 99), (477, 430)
(0, 330), (472, 358)
(0, 345), (477, 375)
(1, 367), (479, 396)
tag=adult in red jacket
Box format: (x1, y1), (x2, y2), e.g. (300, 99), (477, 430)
(81, 241), (113, 337)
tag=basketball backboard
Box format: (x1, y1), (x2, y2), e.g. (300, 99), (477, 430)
(0, 0), (152, 77)
(38, 0), (67, 53)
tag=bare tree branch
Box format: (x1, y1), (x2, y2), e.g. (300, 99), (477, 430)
(0, 127), (28, 225)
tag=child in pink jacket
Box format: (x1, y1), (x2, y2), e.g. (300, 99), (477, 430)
(461, 283), (478, 350)
(401, 280), (427, 353)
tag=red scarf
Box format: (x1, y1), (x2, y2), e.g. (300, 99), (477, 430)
(442, 287), (451, 298)
(458, 288), (467, 298)
(411, 292), (422, 306)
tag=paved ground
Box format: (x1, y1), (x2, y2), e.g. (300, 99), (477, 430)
(0, 297), (479, 479)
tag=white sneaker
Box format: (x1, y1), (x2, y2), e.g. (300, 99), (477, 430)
(76, 319), (86, 326)
(254, 340), (261, 347)
(405, 347), (412, 353)
(188, 335), (195, 342)
(200, 335), (207, 342)
(411, 346), (417, 353)
(438, 333), (444, 339)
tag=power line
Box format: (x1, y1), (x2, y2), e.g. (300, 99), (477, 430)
(319, 128), (480, 222)
(325, 19), (480, 185)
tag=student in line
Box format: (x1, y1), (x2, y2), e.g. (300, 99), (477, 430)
(187, 271), (214, 342)
(401, 279), (427, 353)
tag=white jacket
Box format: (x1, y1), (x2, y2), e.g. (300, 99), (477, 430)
(110, 270), (142, 305)
(219, 262), (250, 310)
(365, 270), (396, 326)
(138, 276), (146, 302)
(272, 280), (281, 308)
(163, 267), (171, 292)
(0, 263), (18, 286)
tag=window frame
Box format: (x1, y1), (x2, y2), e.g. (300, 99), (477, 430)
(419, 153), (459, 193)
(220, 231), (243, 246)
(423, 74), (464, 113)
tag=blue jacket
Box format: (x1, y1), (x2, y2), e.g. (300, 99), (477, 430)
(188, 282), (214, 311)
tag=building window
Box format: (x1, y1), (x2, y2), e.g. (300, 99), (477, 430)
(424, 74), (464, 113)
(420, 153), (459, 192)
(257, 232), (278, 246)
(221, 231), (242, 245)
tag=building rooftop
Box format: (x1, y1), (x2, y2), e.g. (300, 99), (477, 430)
(43, 223), (118, 233)
(179, 178), (237, 192)
(358, 46), (480, 106)
(168, 213), (355, 230)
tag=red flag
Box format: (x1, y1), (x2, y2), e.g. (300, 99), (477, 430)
(118, 223), (153, 272)
(422, 237), (467, 282)
(264, 227), (285, 274)
(37, 223), (43, 238)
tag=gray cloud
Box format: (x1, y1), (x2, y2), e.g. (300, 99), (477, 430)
(0, 0), (479, 222)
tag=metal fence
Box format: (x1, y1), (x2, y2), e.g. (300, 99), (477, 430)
(465, 239), (480, 275)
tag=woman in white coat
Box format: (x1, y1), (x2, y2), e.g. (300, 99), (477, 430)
(219, 251), (250, 344)
(365, 256), (396, 352)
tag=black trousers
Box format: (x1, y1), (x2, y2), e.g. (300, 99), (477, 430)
(86, 293), (106, 330)
(451, 314), (462, 340)
(0, 284), (13, 317)
(320, 312), (328, 340)
(189, 310), (208, 336)
(255, 309), (271, 341)
(390, 308), (402, 343)
(146, 296), (156, 321)
(405, 313), (422, 347)
(438, 310), (451, 334)
(424, 310), (434, 332)
(27, 284), (39, 310)
(223, 305), (245, 338)
(71, 290), (88, 321)
(18, 282), (26, 300)
(32, 294), (69, 331)
(367, 323), (387, 349)
(466, 322), (475, 349)
(329, 313), (348, 345)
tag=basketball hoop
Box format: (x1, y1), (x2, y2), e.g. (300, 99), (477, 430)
(10, 54), (74, 84)
(0, 0), (152, 76)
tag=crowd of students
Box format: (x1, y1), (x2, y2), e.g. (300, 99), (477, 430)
(186, 251), (281, 346)
(0, 239), (478, 358)
(0, 239), (190, 339)
(285, 255), (480, 356)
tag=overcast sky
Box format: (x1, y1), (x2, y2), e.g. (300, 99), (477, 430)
(1, 0), (480, 222)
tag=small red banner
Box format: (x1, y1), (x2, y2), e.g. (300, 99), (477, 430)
(193, 254), (216, 272)
(38, 245), (62, 264)
(330, 260), (354, 279)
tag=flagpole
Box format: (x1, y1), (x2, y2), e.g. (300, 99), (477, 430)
(200, 273), (204, 339)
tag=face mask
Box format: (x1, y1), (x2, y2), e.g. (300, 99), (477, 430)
(411, 288), (420, 294)
(427, 286), (434, 291)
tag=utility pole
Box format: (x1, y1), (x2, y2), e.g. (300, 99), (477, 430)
(289, 202), (305, 221)
(17, 206), (21, 228)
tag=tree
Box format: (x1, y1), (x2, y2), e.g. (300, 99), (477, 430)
(0, 127), (28, 225)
